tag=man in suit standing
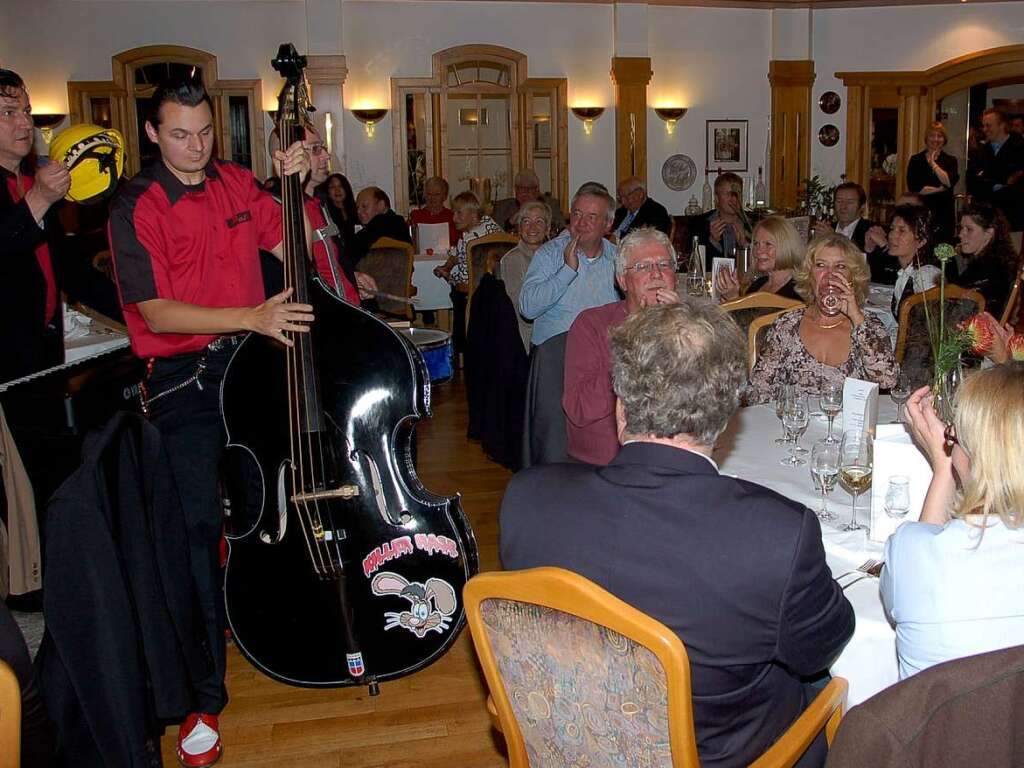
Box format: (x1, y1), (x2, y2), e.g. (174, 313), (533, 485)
(501, 300), (854, 768)
(971, 108), (1024, 230)
(611, 176), (672, 239)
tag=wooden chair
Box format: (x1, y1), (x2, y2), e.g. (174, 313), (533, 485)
(999, 255), (1024, 328)
(466, 232), (518, 328)
(895, 285), (986, 390)
(357, 237), (415, 320)
(464, 567), (848, 768)
(0, 660), (20, 768)
(748, 309), (794, 371)
(723, 292), (804, 339)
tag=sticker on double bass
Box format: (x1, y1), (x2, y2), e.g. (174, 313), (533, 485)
(362, 532), (460, 578)
(370, 571), (457, 638)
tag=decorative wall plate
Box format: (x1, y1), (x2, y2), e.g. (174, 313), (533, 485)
(819, 91), (841, 115)
(818, 124), (840, 147)
(662, 154), (697, 191)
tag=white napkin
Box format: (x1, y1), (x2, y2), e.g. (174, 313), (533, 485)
(417, 222), (450, 254)
(841, 377), (878, 435)
(868, 423), (932, 543)
(711, 257), (734, 301)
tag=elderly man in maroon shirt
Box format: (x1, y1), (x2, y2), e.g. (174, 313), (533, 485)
(563, 227), (680, 465)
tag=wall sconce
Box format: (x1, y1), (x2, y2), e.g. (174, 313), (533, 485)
(351, 108), (387, 139)
(33, 114), (66, 144)
(571, 106), (605, 136)
(654, 107), (687, 136)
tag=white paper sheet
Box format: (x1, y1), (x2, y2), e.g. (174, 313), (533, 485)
(417, 222), (450, 255)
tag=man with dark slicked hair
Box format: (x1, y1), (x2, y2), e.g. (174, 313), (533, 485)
(108, 74), (312, 767)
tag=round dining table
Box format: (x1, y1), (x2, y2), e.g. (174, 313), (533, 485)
(713, 400), (903, 706)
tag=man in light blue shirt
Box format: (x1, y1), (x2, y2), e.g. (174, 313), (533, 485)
(519, 186), (619, 346)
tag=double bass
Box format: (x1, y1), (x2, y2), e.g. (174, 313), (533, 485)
(220, 44), (478, 689)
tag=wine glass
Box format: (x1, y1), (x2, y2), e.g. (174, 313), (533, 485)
(775, 383), (795, 445)
(884, 476), (911, 519)
(820, 380), (843, 444)
(810, 440), (839, 522)
(781, 395), (810, 466)
(839, 429), (873, 532)
(889, 373), (911, 424)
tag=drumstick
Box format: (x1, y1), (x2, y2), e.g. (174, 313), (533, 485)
(366, 289), (420, 306)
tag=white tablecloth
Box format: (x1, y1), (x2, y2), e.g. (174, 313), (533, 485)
(713, 403), (900, 706)
(412, 257), (453, 311)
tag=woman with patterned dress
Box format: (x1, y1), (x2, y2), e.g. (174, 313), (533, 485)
(747, 233), (899, 404)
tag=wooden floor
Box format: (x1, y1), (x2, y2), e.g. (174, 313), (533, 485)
(160, 375), (512, 767)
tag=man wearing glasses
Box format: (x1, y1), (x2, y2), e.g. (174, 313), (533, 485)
(518, 184), (618, 465)
(563, 227), (679, 465)
(492, 168), (566, 236)
(612, 177), (672, 239)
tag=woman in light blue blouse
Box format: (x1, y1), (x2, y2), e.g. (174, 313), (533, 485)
(881, 363), (1024, 679)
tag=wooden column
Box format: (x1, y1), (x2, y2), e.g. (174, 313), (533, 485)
(610, 57), (653, 186)
(768, 60), (815, 211)
(306, 54), (349, 172)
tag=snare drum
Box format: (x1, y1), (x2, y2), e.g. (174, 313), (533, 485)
(399, 328), (453, 384)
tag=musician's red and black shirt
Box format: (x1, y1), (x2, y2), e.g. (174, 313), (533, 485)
(109, 158), (283, 358)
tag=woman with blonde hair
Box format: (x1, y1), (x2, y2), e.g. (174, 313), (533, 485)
(715, 215), (803, 302)
(906, 121), (959, 241)
(747, 233), (898, 403)
(883, 365), (1024, 679)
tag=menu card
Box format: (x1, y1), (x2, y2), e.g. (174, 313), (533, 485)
(711, 257), (735, 302)
(868, 423), (932, 543)
(841, 377), (878, 435)
(417, 222), (450, 255)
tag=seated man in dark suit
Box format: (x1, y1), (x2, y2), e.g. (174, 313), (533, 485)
(692, 171), (751, 268)
(492, 168), (566, 236)
(351, 185), (412, 267)
(611, 176), (672, 239)
(501, 300), (854, 768)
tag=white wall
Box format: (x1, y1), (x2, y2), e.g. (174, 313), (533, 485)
(810, 2), (1024, 185)
(646, 5), (772, 213)
(340, 0), (617, 201)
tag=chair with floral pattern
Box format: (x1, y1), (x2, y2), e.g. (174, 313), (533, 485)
(895, 285), (986, 391)
(464, 567), (848, 768)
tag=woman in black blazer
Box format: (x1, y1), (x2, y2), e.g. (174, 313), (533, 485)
(906, 122), (960, 243)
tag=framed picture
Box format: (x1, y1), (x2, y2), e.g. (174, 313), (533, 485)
(705, 119), (749, 173)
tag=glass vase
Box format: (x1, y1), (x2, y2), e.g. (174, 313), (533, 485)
(933, 358), (964, 424)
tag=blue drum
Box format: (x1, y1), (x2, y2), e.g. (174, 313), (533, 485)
(399, 328), (453, 384)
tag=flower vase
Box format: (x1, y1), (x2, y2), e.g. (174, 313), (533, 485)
(933, 357), (965, 423)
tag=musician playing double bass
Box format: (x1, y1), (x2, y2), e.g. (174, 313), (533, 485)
(107, 75), (322, 768)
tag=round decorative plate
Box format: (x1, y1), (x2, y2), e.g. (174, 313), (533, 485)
(662, 154), (697, 191)
(819, 124), (840, 147)
(819, 91), (841, 115)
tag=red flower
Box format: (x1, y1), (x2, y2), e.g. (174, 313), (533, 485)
(1008, 334), (1024, 361)
(959, 313), (995, 356)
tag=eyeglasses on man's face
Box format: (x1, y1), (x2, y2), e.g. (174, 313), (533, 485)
(624, 259), (677, 275)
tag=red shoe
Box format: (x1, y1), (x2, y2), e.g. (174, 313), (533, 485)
(176, 713), (222, 767)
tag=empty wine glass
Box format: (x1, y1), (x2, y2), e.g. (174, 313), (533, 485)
(820, 380), (843, 444)
(890, 373), (910, 424)
(810, 440), (839, 522)
(839, 429), (873, 532)
(781, 395), (810, 466)
(775, 383), (795, 445)
(884, 476), (911, 519)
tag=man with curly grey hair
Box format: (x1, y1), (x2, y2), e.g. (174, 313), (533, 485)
(502, 300), (854, 768)
(563, 226), (679, 464)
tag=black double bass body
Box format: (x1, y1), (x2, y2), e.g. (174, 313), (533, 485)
(221, 276), (478, 686)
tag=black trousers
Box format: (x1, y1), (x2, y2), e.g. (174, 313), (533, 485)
(145, 342), (240, 715)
